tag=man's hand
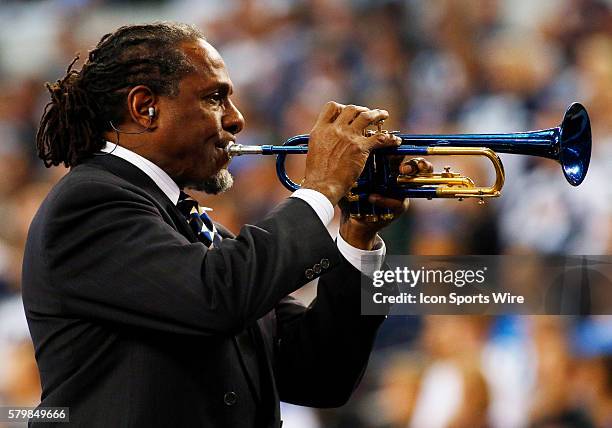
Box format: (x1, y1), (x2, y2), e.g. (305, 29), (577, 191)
(339, 158), (434, 250)
(301, 101), (401, 206)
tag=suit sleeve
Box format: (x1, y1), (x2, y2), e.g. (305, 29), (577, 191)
(39, 179), (342, 336)
(274, 256), (392, 407)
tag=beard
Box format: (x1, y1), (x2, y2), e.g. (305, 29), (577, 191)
(186, 168), (234, 195)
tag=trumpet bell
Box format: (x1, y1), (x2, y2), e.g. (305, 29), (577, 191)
(559, 102), (591, 186)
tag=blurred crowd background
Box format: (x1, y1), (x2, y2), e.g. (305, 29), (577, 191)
(0, 0), (611, 427)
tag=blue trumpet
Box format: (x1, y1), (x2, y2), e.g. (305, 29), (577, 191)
(227, 103), (591, 221)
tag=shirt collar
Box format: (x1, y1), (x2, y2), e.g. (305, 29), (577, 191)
(101, 142), (181, 205)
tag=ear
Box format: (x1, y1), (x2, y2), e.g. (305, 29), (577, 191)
(126, 85), (158, 130)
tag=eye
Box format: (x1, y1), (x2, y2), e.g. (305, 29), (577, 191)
(206, 91), (225, 106)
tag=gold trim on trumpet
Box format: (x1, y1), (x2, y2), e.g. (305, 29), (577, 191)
(396, 147), (505, 203)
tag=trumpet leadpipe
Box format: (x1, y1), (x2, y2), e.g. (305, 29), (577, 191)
(226, 141), (308, 157)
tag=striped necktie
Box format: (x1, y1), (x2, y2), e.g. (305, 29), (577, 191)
(176, 191), (221, 248)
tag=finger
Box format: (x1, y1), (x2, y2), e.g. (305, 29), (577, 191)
(368, 194), (410, 213)
(399, 158), (422, 175)
(399, 157), (433, 175)
(350, 108), (389, 131)
(315, 101), (345, 126)
(418, 159), (434, 173)
(336, 104), (369, 126)
(362, 133), (401, 151)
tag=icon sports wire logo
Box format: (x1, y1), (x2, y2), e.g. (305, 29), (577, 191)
(372, 266), (487, 288)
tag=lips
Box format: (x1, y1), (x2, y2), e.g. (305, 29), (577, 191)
(215, 141), (232, 166)
(215, 138), (235, 150)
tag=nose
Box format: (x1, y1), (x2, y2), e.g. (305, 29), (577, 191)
(223, 100), (245, 135)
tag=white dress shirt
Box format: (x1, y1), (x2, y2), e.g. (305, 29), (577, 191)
(101, 142), (385, 274)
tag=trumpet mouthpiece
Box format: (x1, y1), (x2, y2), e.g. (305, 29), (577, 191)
(225, 142), (264, 156)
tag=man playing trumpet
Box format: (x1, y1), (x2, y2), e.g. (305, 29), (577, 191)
(23, 22), (427, 427)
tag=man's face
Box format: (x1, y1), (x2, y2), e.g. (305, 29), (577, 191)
(154, 39), (244, 193)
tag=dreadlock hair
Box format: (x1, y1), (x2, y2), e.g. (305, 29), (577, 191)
(36, 22), (204, 168)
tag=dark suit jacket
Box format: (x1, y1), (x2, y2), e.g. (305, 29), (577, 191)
(22, 154), (386, 427)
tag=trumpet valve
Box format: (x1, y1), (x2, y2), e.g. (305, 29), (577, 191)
(346, 189), (360, 202)
(363, 119), (400, 137)
(365, 214), (379, 223)
(441, 166), (454, 178)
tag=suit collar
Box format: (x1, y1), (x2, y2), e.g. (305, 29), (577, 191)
(100, 142), (181, 204)
(81, 155), (200, 242)
(83, 154), (171, 205)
